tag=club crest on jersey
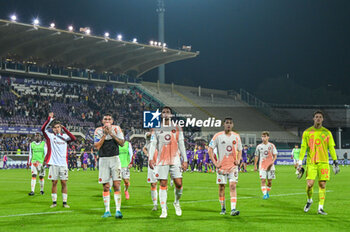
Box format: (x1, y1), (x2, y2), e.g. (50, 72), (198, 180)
(232, 140), (236, 145)
(164, 134), (171, 141)
(268, 147), (271, 150)
(171, 129), (176, 133)
(315, 139), (321, 145)
(226, 145), (232, 152)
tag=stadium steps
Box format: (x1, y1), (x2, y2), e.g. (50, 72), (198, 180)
(140, 82), (300, 143)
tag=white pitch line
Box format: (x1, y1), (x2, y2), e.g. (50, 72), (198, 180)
(0, 211), (73, 218)
(90, 190), (333, 210)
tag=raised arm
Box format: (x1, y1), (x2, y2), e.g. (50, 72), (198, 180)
(94, 128), (107, 150)
(62, 126), (76, 142)
(41, 115), (54, 139)
(109, 126), (125, 147)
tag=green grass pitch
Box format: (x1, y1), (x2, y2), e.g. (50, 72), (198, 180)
(1, 165), (350, 232)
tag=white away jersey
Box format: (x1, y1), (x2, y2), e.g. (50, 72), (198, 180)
(148, 125), (187, 166)
(42, 117), (76, 167)
(209, 131), (242, 173)
(255, 142), (278, 171)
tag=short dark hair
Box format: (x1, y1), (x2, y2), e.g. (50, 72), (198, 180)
(313, 110), (324, 118)
(103, 113), (113, 119)
(51, 120), (61, 127)
(224, 117), (233, 123)
(262, 131), (270, 136)
(162, 106), (172, 113)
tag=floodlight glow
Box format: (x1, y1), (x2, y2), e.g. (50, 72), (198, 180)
(158, 42), (162, 46)
(33, 18), (39, 26)
(104, 32), (110, 38)
(10, 15), (17, 22)
(68, 25), (74, 31)
(150, 40), (154, 45)
(163, 43), (167, 47)
(132, 38), (137, 43)
(50, 23), (55, 28)
(117, 34), (122, 41)
(85, 29), (91, 35)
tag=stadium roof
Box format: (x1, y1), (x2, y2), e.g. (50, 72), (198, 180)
(0, 19), (198, 77)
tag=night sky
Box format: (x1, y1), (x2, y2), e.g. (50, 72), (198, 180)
(1, 0), (349, 97)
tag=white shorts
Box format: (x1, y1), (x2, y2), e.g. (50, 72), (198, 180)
(48, 165), (68, 180)
(155, 165), (183, 180)
(293, 159), (298, 165)
(99, 156), (121, 184)
(259, 169), (276, 179)
(147, 165), (157, 183)
(121, 167), (130, 180)
(216, 168), (238, 184)
(31, 162), (45, 177)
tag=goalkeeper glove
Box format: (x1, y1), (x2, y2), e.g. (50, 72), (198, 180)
(332, 160), (340, 175)
(297, 166), (305, 179)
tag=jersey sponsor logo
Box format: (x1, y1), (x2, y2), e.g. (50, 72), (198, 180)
(264, 151), (268, 155)
(226, 145), (232, 152)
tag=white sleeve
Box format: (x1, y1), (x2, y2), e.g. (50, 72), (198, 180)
(209, 134), (218, 150)
(237, 136), (243, 151)
(44, 143), (48, 156)
(128, 143), (133, 163)
(148, 133), (158, 161)
(255, 145), (260, 157)
(115, 126), (124, 140)
(42, 117), (54, 139)
(273, 144), (278, 155)
(28, 144), (32, 163)
(178, 129), (187, 162)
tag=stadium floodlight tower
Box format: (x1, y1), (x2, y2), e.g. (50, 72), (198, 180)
(157, 0), (165, 84)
